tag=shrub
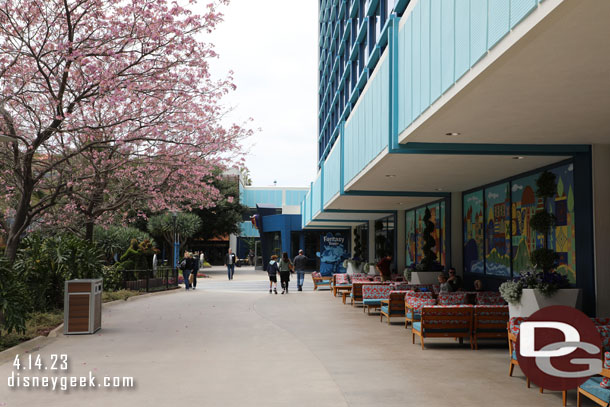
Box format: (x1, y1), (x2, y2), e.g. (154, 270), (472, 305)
(13, 233), (104, 311)
(93, 226), (154, 264)
(0, 258), (31, 335)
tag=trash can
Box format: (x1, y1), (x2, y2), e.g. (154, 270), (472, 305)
(64, 279), (103, 334)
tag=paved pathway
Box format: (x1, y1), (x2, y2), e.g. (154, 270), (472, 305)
(0, 268), (590, 406)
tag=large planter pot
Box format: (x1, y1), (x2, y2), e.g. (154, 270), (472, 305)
(410, 271), (439, 285)
(508, 288), (581, 319)
(346, 262), (364, 275)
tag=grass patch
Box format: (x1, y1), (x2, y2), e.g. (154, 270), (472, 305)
(102, 290), (144, 303)
(0, 310), (63, 352)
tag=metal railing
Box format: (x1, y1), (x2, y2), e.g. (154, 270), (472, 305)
(122, 268), (179, 292)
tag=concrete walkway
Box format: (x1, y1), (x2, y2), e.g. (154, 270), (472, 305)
(0, 267), (589, 406)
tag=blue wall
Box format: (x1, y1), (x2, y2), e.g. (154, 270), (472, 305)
(286, 190), (308, 206)
(323, 141), (342, 206)
(397, 0), (540, 135)
(241, 189), (283, 208)
(344, 55), (390, 186)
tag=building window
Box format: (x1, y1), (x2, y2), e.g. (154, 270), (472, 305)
(462, 161), (576, 283)
(406, 200), (447, 268)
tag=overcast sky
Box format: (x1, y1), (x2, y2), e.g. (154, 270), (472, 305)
(204, 0), (319, 188)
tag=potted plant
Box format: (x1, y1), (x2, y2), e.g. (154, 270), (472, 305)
(499, 171), (580, 318)
(411, 207), (441, 284)
(344, 230), (365, 275)
(500, 268), (575, 318)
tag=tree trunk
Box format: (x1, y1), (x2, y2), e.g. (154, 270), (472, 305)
(85, 221), (95, 242)
(4, 187), (33, 263)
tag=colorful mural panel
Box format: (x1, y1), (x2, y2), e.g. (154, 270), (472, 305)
(406, 200), (446, 268)
(464, 190), (484, 274)
(484, 183), (511, 277)
(406, 210), (416, 267)
(511, 173), (543, 275)
(548, 163), (576, 283)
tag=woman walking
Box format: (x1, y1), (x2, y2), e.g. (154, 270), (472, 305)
(278, 252), (293, 294)
(267, 255), (279, 294)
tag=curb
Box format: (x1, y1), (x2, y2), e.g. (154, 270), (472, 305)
(0, 287), (180, 366)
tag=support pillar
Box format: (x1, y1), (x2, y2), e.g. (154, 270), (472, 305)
(368, 220), (376, 264)
(451, 192), (463, 275)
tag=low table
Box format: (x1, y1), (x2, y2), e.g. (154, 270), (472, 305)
(335, 285), (352, 297)
(341, 291), (351, 304)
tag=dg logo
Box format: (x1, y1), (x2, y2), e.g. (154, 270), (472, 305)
(516, 305), (603, 391)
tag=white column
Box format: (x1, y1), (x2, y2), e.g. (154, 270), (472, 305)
(368, 219), (376, 264)
(451, 192), (463, 275)
(396, 210), (406, 273)
(229, 234), (237, 254)
(593, 145), (610, 317)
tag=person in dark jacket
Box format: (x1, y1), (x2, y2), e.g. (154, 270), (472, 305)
(180, 252), (194, 291)
(267, 255), (279, 294)
(225, 248), (236, 280)
(191, 252), (200, 289)
(278, 252), (293, 294)
(447, 267), (463, 291)
(293, 250), (308, 291)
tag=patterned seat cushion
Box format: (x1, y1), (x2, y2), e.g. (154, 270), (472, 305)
(406, 296), (437, 311)
(580, 376), (610, 402)
(405, 291), (434, 299)
(509, 317), (528, 336)
(597, 325), (610, 352)
(437, 292), (468, 305)
(362, 285), (393, 300)
(476, 292), (506, 305)
(601, 351), (609, 389)
(593, 318), (610, 326)
(335, 273), (350, 285)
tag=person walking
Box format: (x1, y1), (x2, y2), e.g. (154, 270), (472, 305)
(225, 248), (236, 280)
(191, 252), (200, 289)
(267, 255), (279, 294)
(278, 252), (293, 294)
(293, 249), (308, 291)
(180, 252), (193, 291)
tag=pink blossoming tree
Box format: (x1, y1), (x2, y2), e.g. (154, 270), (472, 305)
(0, 0), (251, 261)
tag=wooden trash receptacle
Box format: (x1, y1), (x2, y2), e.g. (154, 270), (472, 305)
(64, 279), (103, 334)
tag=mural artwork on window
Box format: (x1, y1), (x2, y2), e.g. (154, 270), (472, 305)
(463, 162), (576, 282)
(549, 164), (576, 283)
(406, 210), (416, 266)
(406, 201), (446, 268)
(484, 183), (511, 277)
(463, 190), (484, 274)
(511, 164), (575, 283)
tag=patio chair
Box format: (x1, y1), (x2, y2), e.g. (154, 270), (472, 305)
(412, 305), (473, 349)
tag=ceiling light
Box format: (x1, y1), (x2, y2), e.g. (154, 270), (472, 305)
(445, 132), (461, 136)
(385, 174), (396, 178)
(435, 188), (443, 191)
(513, 156), (525, 160)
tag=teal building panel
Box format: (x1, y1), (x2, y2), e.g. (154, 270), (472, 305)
(286, 190), (308, 206)
(430, 0), (442, 103)
(470, 0), (488, 66)
(454, 0), (470, 81)
(488, 0), (510, 48)
(323, 143), (341, 206)
(511, 0), (537, 28)
(441, 0), (455, 93)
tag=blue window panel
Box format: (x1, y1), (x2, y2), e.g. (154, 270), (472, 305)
(312, 177), (322, 215)
(441, 0), (455, 94)
(430, 0), (442, 104)
(323, 146), (341, 205)
(412, 1), (421, 118)
(454, 0), (470, 81)
(399, 19), (413, 132)
(420, 0), (431, 112)
(488, 0), (510, 48)
(510, 0), (537, 28)
(470, 0), (487, 67)
(372, 76), (379, 159)
(380, 59), (390, 150)
(365, 87), (373, 165)
(397, 23), (405, 131)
